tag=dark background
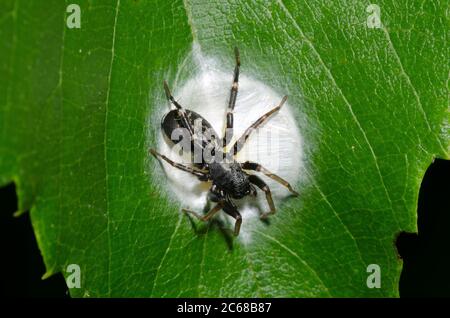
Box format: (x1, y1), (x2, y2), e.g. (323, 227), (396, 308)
(0, 159), (448, 298)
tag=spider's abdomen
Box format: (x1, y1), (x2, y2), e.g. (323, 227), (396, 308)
(210, 162), (250, 199)
(161, 109), (222, 169)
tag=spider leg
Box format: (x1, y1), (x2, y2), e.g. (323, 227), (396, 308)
(231, 95), (287, 155)
(222, 47), (240, 148)
(222, 199), (242, 236)
(150, 149), (208, 180)
(163, 80), (195, 137)
(182, 201), (224, 221)
(164, 81), (208, 162)
(248, 174), (276, 219)
(242, 161), (299, 196)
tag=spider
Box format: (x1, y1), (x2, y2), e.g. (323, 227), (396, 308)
(150, 48), (299, 236)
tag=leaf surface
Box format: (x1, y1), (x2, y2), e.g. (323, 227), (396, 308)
(0, 0), (448, 297)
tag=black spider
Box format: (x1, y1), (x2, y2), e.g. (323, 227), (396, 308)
(150, 48), (298, 236)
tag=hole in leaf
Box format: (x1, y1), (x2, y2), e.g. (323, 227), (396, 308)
(0, 183), (68, 297)
(397, 159), (450, 297)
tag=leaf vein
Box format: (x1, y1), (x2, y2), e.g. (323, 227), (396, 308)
(254, 230), (332, 296)
(150, 213), (183, 297)
(380, 20), (447, 155)
(277, 0), (398, 228)
(105, 0), (121, 297)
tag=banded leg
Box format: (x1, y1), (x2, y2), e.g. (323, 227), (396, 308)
(222, 199), (242, 236)
(231, 96), (287, 155)
(242, 161), (299, 196)
(150, 149), (208, 180)
(248, 174), (276, 219)
(182, 201), (224, 221)
(163, 80), (195, 136)
(222, 47), (240, 147)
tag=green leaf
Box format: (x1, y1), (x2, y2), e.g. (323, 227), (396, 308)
(0, 0), (448, 297)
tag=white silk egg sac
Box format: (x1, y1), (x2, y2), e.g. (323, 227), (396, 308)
(150, 44), (304, 244)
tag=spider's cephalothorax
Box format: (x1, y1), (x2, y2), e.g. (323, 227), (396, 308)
(209, 162), (254, 199)
(150, 48), (298, 236)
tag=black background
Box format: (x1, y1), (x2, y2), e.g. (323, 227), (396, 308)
(0, 159), (448, 297)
